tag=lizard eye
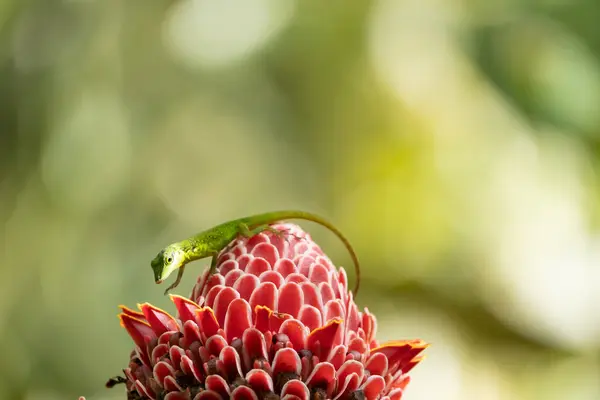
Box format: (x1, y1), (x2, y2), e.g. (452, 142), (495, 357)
(166, 256), (173, 264)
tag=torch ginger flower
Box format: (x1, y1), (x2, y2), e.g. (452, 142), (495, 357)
(114, 223), (427, 399)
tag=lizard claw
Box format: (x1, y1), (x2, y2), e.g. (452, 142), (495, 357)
(163, 283), (177, 296)
(267, 227), (305, 245)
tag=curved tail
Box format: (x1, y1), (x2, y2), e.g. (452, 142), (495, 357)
(251, 210), (361, 297)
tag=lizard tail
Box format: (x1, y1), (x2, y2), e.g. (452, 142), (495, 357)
(280, 211), (361, 298)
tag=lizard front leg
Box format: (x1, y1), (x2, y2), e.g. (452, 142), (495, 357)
(194, 251), (220, 296)
(164, 265), (186, 295)
(208, 251), (219, 275)
(165, 250), (219, 295)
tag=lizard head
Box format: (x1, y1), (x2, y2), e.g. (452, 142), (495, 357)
(151, 244), (186, 284)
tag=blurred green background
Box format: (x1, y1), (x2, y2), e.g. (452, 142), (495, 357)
(1, 0), (600, 399)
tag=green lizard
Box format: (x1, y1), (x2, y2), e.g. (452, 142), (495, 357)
(151, 210), (360, 297)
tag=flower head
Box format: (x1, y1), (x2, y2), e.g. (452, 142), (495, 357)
(115, 223), (427, 400)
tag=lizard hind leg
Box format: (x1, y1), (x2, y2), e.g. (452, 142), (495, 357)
(237, 223), (303, 244)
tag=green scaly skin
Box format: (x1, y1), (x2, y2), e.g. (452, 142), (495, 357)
(151, 210), (361, 297)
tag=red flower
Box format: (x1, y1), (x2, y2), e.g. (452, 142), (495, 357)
(112, 223), (427, 400)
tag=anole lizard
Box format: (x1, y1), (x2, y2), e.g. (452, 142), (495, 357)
(151, 210), (360, 297)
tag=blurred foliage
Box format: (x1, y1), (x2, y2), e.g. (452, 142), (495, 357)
(1, 0), (600, 399)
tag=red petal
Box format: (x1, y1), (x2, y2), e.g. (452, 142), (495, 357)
(338, 267), (349, 293)
(165, 391), (190, 400)
(394, 375), (410, 391)
(219, 345), (244, 381)
(119, 313), (157, 352)
(190, 269), (209, 303)
(305, 250), (322, 260)
(299, 282), (322, 311)
(181, 320), (202, 347)
(315, 255), (334, 269)
(224, 268), (244, 287)
(151, 343), (169, 363)
(348, 337), (367, 355)
(205, 269), (225, 293)
(214, 287), (240, 327)
(274, 258), (296, 278)
(249, 282), (277, 313)
(253, 305), (272, 333)
(292, 241), (310, 256)
(241, 328), (268, 371)
(251, 243), (279, 266)
(323, 300), (344, 322)
(330, 272), (342, 299)
(170, 295), (201, 323)
(296, 256), (314, 276)
(219, 259), (239, 275)
(333, 372), (360, 400)
(230, 243), (247, 259)
(163, 375), (183, 392)
(237, 254), (253, 270)
(148, 378), (163, 398)
(326, 344), (346, 370)
(230, 385), (259, 400)
(193, 390), (223, 400)
(370, 340), (428, 375)
(278, 282), (303, 318)
(138, 303), (180, 335)
(365, 352), (388, 376)
(259, 270), (285, 288)
(203, 275), (226, 302)
(124, 368), (135, 382)
(306, 318), (343, 360)
(157, 331), (175, 346)
(153, 361), (176, 386)
(181, 355), (203, 382)
(281, 379), (309, 400)
(285, 273), (309, 285)
(246, 368), (274, 392)
(169, 346), (185, 368)
(282, 395), (302, 400)
(362, 375), (386, 400)
(195, 307), (220, 340)
(388, 387), (404, 400)
(234, 274), (260, 301)
(246, 257), (271, 276)
(298, 305), (322, 332)
(268, 232), (287, 259)
(345, 300), (360, 335)
(205, 285), (225, 310)
(269, 312), (292, 333)
(402, 355), (425, 374)
(272, 348), (301, 376)
(298, 354), (313, 381)
(119, 305), (145, 319)
(206, 335), (228, 357)
(279, 319), (308, 351)
(205, 374), (230, 398)
(305, 362), (335, 395)
(308, 263), (330, 285)
(336, 360), (364, 394)
(198, 345), (211, 365)
(225, 298), (252, 342)
(134, 380), (155, 399)
(318, 283), (335, 305)
(246, 232), (269, 250)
